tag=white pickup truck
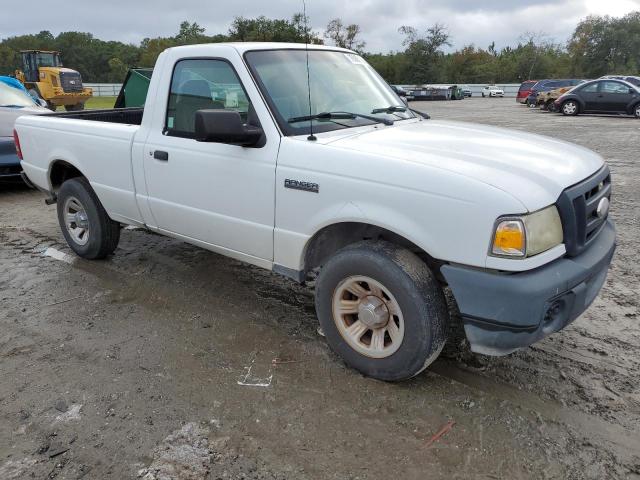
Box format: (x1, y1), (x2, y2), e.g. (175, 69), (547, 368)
(15, 43), (615, 381)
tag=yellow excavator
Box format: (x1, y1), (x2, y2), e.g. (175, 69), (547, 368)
(14, 50), (92, 111)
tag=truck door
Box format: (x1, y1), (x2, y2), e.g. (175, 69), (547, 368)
(143, 58), (279, 263)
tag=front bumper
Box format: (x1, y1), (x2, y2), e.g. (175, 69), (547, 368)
(441, 219), (616, 356)
(49, 88), (93, 106)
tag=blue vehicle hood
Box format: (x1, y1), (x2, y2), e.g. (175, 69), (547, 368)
(0, 76), (28, 93)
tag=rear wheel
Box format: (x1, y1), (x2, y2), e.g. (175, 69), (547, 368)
(56, 177), (120, 259)
(546, 100), (556, 112)
(561, 100), (579, 116)
(315, 241), (448, 381)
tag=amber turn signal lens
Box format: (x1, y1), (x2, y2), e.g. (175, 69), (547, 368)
(492, 220), (525, 257)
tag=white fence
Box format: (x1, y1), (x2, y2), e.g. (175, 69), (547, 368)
(399, 84), (521, 98)
(85, 82), (523, 98)
(84, 83), (122, 96)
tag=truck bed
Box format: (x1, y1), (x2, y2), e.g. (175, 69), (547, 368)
(16, 108), (144, 225)
(48, 107), (144, 125)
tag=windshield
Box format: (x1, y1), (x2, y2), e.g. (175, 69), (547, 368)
(35, 53), (61, 67)
(245, 49), (414, 136)
(0, 82), (38, 108)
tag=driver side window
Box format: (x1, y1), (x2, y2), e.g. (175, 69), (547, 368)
(165, 59), (251, 138)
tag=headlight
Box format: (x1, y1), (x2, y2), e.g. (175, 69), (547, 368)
(491, 206), (563, 258)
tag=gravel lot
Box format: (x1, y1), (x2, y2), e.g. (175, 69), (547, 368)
(1, 98), (638, 479)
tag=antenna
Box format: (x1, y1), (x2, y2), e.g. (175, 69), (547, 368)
(303, 0), (316, 141)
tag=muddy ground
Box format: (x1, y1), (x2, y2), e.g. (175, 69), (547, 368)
(0, 98), (638, 479)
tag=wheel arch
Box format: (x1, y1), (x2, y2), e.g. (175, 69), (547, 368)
(49, 159), (87, 191)
(301, 221), (443, 280)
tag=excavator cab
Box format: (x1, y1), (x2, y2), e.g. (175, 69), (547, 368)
(21, 51), (62, 83)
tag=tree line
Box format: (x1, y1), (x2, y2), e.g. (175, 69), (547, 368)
(0, 12), (638, 84)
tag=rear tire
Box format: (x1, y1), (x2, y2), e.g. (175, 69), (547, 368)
(315, 241), (448, 381)
(546, 100), (556, 112)
(561, 100), (579, 116)
(56, 177), (120, 259)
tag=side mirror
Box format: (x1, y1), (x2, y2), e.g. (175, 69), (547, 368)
(630, 88), (636, 94)
(194, 110), (263, 147)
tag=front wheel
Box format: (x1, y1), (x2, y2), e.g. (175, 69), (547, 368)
(65, 103), (85, 112)
(57, 177), (120, 259)
(546, 100), (556, 112)
(315, 241), (448, 381)
(561, 100), (579, 116)
(634, 103), (640, 118)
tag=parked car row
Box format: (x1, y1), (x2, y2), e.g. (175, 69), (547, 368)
(400, 84), (467, 101)
(519, 76), (640, 119)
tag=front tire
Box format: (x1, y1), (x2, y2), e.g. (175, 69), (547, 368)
(56, 177), (120, 259)
(634, 103), (640, 119)
(65, 103), (85, 112)
(561, 100), (579, 116)
(315, 241), (448, 381)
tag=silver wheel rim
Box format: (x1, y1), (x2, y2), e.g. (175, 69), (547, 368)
(63, 196), (90, 246)
(564, 102), (576, 115)
(635, 106), (640, 118)
(332, 276), (405, 359)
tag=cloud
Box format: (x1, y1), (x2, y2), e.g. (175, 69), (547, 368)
(0, 0), (637, 52)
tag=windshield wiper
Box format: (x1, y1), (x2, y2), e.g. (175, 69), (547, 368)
(409, 108), (430, 119)
(371, 105), (407, 114)
(288, 111), (394, 126)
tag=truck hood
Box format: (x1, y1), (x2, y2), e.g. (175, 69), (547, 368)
(325, 119), (604, 211)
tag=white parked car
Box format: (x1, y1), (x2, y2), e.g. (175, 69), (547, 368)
(16, 43), (615, 381)
(0, 81), (47, 139)
(0, 81), (48, 179)
(482, 85), (505, 97)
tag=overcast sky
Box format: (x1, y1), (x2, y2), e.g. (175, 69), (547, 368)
(1, 0), (639, 52)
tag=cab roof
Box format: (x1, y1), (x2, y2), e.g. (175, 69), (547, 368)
(166, 42), (354, 55)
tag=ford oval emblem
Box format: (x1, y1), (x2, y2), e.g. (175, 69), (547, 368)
(596, 197), (610, 219)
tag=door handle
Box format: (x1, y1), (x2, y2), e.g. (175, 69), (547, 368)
(154, 150), (169, 161)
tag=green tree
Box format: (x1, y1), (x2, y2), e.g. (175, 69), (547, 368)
(568, 12), (640, 77)
(228, 15), (320, 43)
(324, 18), (366, 52)
(398, 24), (451, 83)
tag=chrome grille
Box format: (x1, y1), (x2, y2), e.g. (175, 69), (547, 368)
(59, 71), (84, 93)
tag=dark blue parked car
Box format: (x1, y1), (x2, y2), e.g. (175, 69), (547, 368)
(527, 79), (585, 106)
(0, 139), (22, 179)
